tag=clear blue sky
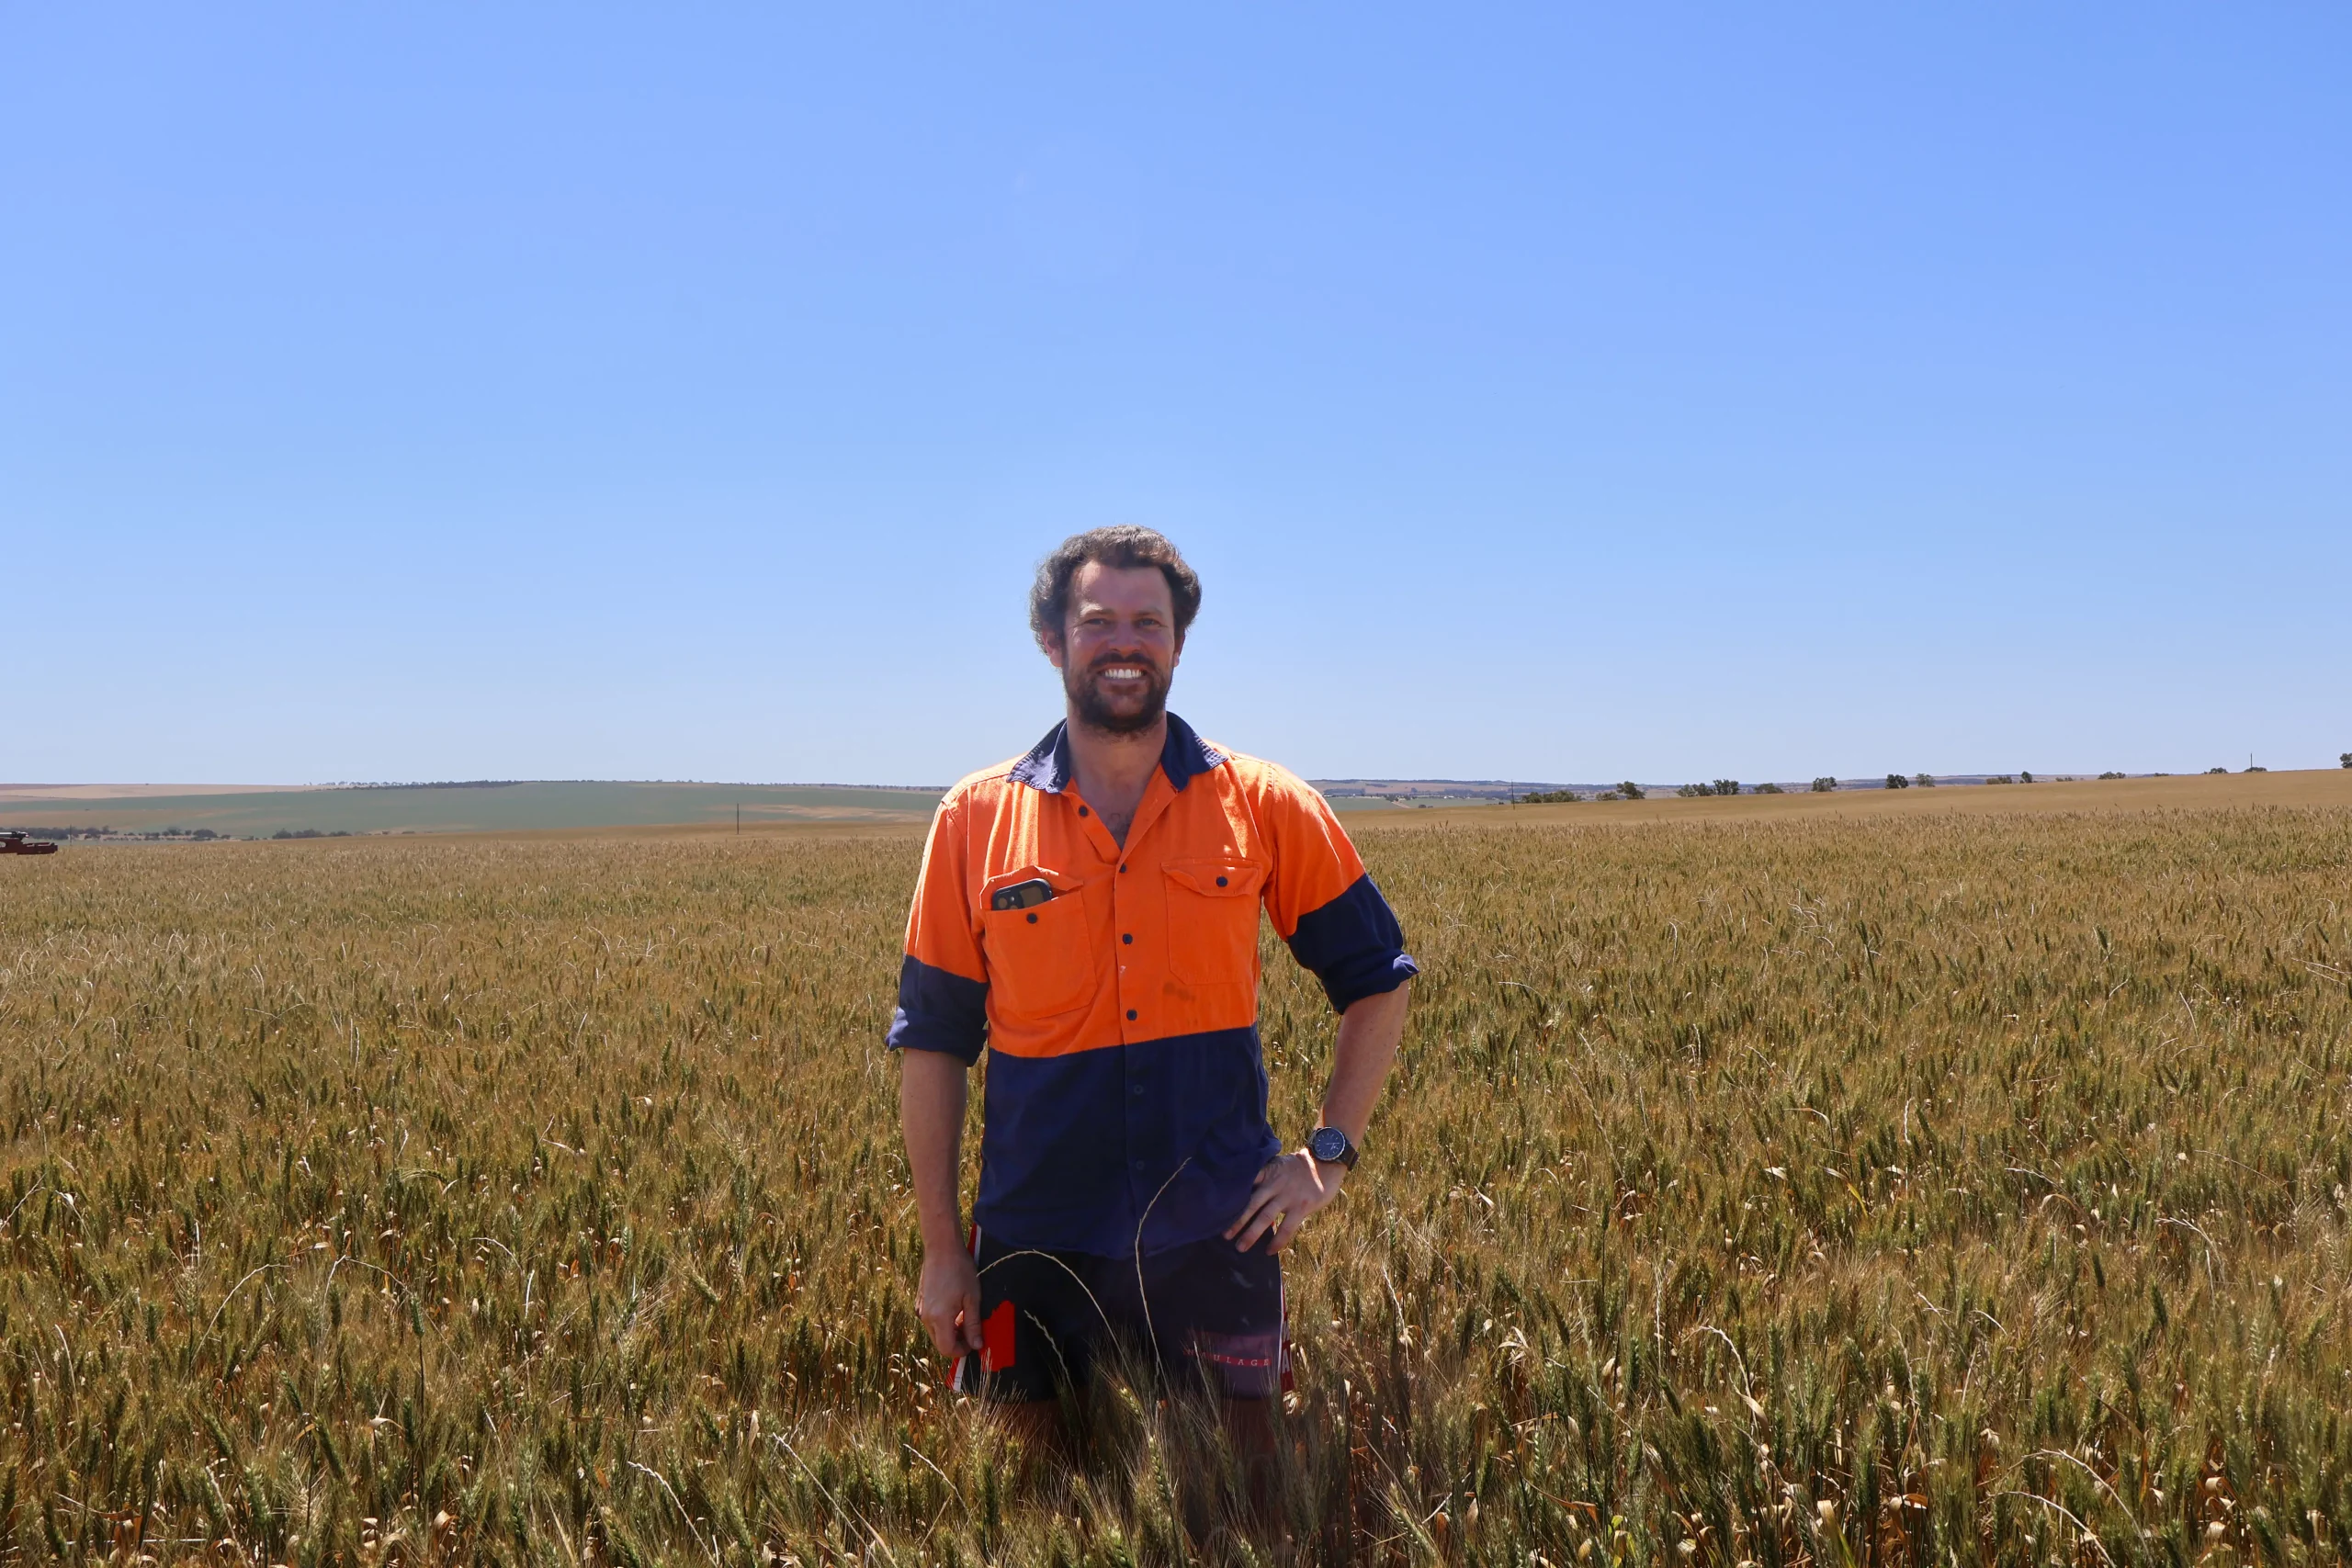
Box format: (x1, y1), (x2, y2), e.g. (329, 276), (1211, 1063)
(6, 6), (2346, 786)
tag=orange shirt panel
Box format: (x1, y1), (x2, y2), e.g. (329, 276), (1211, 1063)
(907, 736), (1361, 1060)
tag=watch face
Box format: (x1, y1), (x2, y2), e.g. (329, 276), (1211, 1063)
(1309, 1127), (1349, 1163)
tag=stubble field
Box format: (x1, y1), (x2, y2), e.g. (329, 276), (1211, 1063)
(3, 800), (2350, 1565)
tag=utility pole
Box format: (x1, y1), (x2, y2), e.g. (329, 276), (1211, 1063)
(736, 802), (741, 836)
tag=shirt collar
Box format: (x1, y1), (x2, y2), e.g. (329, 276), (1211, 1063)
(1008, 712), (1225, 795)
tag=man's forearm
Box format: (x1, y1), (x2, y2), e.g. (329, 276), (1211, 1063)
(1227, 980), (1411, 1251)
(1319, 980), (1410, 1145)
(899, 1048), (971, 1254)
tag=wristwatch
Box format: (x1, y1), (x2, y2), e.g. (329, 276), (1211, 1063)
(1307, 1125), (1359, 1170)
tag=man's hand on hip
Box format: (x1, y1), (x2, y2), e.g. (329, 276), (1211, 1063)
(1225, 1150), (1344, 1253)
(917, 1247), (986, 1360)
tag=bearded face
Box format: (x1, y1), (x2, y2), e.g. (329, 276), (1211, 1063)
(1063, 645), (1171, 734)
(1050, 562), (1182, 737)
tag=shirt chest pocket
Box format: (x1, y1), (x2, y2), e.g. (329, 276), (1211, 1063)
(979, 867), (1096, 1021)
(1161, 858), (1268, 986)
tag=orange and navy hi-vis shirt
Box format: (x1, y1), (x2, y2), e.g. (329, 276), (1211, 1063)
(888, 714), (1418, 1257)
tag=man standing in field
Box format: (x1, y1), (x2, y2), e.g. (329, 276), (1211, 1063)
(889, 526), (1416, 1455)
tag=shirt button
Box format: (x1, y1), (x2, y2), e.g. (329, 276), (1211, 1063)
(1119, 863), (1127, 873)
(1131, 1083), (1145, 1097)
(1133, 1160), (1146, 1173)
(1026, 912), (1038, 924)
(1126, 1009), (1137, 1021)
(1122, 932), (1133, 944)
(1078, 805), (1089, 817)
(1216, 874), (1228, 886)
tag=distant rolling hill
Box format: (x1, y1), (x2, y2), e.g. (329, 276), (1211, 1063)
(0, 781), (944, 838)
(1314, 779), (1575, 810)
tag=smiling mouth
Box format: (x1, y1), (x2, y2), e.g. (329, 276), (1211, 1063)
(1094, 665), (1149, 682)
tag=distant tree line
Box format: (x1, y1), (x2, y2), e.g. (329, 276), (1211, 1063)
(1497, 757), (2343, 808)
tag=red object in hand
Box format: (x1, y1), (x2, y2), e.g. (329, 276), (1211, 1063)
(981, 1300), (1017, 1372)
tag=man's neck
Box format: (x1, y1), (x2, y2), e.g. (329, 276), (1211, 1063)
(1065, 710), (1165, 846)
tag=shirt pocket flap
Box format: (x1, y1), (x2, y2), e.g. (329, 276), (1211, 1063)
(1162, 859), (1266, 898)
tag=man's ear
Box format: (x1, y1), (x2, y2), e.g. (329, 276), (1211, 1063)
(1039, 627), (1067, 670)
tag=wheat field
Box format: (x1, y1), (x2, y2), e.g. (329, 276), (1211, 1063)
(2, 801), (2349, 1565)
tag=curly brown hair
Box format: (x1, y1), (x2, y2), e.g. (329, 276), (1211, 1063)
(1027, 527), (1203, 649)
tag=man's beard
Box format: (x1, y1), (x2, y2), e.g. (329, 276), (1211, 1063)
(1065, 657), (1170, 736)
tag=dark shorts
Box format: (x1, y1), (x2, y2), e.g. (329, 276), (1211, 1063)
(951, 1226), (1289, 1402)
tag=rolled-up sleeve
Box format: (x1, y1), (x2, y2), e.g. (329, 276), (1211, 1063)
(1261, 776), (1419, 1012)
(886, 796), (989, 1063)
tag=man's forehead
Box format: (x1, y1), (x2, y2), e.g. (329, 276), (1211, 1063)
(1069, 561), (1171, 615)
